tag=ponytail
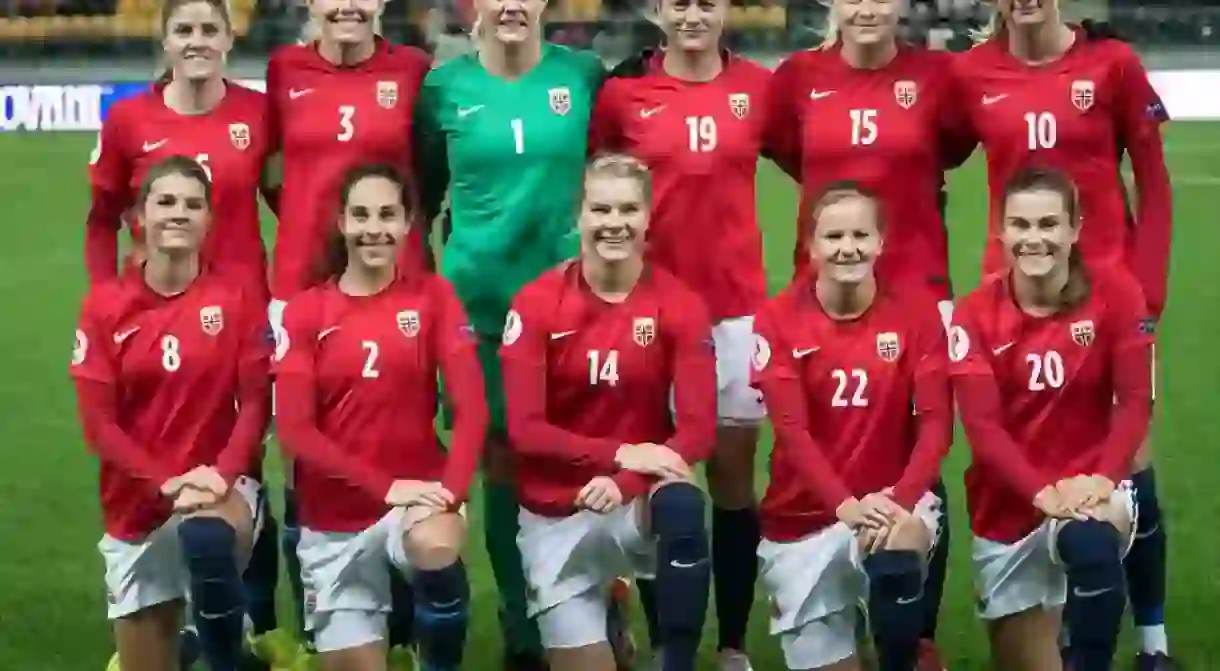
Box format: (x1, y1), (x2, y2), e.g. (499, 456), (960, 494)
(317, 230), (349, 281)
(1061, 245), (1091, 307)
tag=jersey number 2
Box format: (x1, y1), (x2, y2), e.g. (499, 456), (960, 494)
(831, 368), (869, 407)
(588, 349), (619, 387)
(361, 340), (380, 379)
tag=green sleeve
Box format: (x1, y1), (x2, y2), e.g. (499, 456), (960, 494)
(413, 70), (450, 227)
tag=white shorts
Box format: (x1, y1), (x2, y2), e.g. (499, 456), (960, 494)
(98, 476), (263, 620)
(518, 501), (655, 649)
(973, 483), (1137, 621)
(713, 316), (765, 425)
(758, 493), (942, 670)
(298, 505), (461, 653)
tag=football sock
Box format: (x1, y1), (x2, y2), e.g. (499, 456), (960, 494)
(651, 483), (711, 671)
(242, 497), (278, 635)
(413, 561), (470, 671)
(1125, 468), (1169, 654)
(388, 568), (416, 648)
(483, 479), (544, 656)
(920, 478), (949, 641)
(179, 517), (244, 671)
(711, 505), (759, 651)
(281, 487), (312, 645)
(1058, 520), (1126, 671)
(864, 550), (924, 671)
(636, 577), (661, 650)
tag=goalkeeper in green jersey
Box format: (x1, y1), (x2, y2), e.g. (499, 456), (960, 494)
(413, 2), (609, 668)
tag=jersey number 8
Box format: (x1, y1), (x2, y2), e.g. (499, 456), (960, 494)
(161, 335), (181, 372)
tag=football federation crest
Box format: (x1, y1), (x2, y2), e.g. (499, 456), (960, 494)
(549, 87), (571, 116)
(948, 325), (970, 363)
(729, 93), (750, 120)
(1071, 80), (1095, 112)
(633, 317), (655, 347)
(228, 123), (250, 151)
(503, 310), (522, 346)
(397, 310), (421, 338)
(876, 332), (901, 362)
(894, 80), (918, 109)
(72, 328), (87, 366)
(200, 306), (223, 336)
(377, 81), (399, 109)
(1070, 320), (1095, 346)
(753, 335), (771, 371)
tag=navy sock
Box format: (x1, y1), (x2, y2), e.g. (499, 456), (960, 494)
(652, 483), (711, 671)
(388, 567), (416, 648)
(281, 487), (313, 646)
(1058, 520), (1127, 671)
(242, 497), (278, 636)
(636, 577), (661, 650)
(711, 505), (758, 651)
(179, 517), (245, 671)
(1125, 468), (1167, 628)
(413, 561), (470, 671)
(864, 550), (925, 671)
(921, 478), (949, 641)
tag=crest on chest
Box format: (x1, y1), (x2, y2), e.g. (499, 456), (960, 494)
(633, 317), (655, 347)
(396, 310), (420, 338)
(1071, 80), (1095, 112)
(200, 306), (224, 336)
(549, 87), (571, 116)
(728, 93), (750, 120)
(876, 331), (900, 362)
(1070, 319), (1095, 346)
(377, 80), (399, 109)
(893, 80), (917, 110)
(228, 123), (251, 151)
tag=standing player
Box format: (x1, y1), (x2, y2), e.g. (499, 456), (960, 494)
(266, 0), (432, 651)
(752, 182), (953, 671)
(762, 1), (974, 665)
(951, 166), (1152, 671)
(274, 164), (485, 671)
(413, 0), (605, 666)
(84, 0), (283, 663)
(588, 3), (771, 666)
(501, 154), (717, 671)
(954, 3), (1174, 666)
(73, 156), (271, 671)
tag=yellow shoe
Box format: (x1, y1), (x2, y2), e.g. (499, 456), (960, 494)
(388, 645), (419, 671)
(250, 629), (306, 670)
(105, 652), (121, 671)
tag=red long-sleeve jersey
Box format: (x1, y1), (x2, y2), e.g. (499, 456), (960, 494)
(500, 262), (718, 517)
(752, 281), (953, 542)
(266, 38), (429, 300)
(86, 82), (270, 291)
(950, 268), (1153, 543)
(589, 52), (771, 321)
(273, 270), (486, 532)
(70, 271), (271, 540)
(765, 45), (973, 297)
(953, 30), (1172, 316)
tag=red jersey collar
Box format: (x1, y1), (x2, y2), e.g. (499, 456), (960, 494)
(308, 35), (391, 72)
(647, 47), (736, 79)
(150, 78), (239, 118)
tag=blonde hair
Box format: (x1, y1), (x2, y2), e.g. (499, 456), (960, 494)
(819, 16), (839, 49)
(299, 12), (383, 43)
(970, 6), (1005, 44)
(584, 153), (653, 204)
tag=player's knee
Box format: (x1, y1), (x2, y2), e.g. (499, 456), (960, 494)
(886, 512), (933, 553)
(650, 482), (707, 550)
(1056, 520), (1123, 574)
(405, 513), (464, 569)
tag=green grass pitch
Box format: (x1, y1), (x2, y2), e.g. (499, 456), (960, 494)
(0, 124), (1217, 670)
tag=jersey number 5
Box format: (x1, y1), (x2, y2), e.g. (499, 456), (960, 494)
(588, 349), (619, 387)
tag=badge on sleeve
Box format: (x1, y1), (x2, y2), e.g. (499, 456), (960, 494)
(948, 325), (969, 363)
(72, 328), (88, 366)
(753, 335), (771, 371)
(503, 310), (522, 346)
(273, 324), (289, 362)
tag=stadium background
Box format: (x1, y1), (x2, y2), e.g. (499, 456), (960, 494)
(1, 1), (1218, 668)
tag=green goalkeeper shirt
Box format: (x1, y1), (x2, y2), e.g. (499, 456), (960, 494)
(415, 43), (604, 336)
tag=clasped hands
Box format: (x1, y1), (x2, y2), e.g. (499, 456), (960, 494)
(835, 488), (910, 553)
(575, 443), (692, 514)
(1033, 474), (1117, 521)
(159, 466), (229, 513)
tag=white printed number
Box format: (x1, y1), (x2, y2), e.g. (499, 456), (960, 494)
(511, 118), (525, 154)
(587, 349), (619, 387)
(1026, 350), (1065, 390)
(194, 153), (211, 181)
(161, 335), (181, 372)
(338, 105), (356, 142)
(361, 340), (380, 379)
(685, 116), (717, 152)
(850, 109), (878, 146)
(831, 368), (869, 407)
(1023, 112), (1057, 150)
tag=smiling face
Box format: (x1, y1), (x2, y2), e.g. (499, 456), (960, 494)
(1002, 187), (1078, 279)
(339, 175), (409, 271)
(142, 172), (211, 255)
(579, 173), (650, 264)
(308, 0), (383, 46)
(162, 0), (232, 82)
(656, 0), (728, 52)
(998, 0), (1059, 29)
(474, 0), (547, 46)
(808, 193), (883, 285)
(831, 0), (901, 47)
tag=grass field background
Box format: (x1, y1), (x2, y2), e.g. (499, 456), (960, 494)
(0, 124), (1217, 670)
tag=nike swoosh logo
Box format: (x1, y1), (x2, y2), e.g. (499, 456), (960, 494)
(550, 330), (577, 340)
(318, 326), (340, 341)
(288, 88), (313, 100)
(639, 105), (666, 119)
(809, 89), (836, 100)
(113, 327), (140, 344)
(896, 592), (924, 605)
(992, 342), (1015, 355)
(457, 105), (484, 117)
(670, 559), (702, 569)
(793, 347), (820, 358)
(1073, 586), (1114, 598)
(982, 94), (1008, 105)
(142, 139), (167, 152)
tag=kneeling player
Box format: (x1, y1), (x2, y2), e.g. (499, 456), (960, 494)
(500, 154), (718, 671)
(274, 165), (485, 671)
(72, 156), (271, 671)
(751, 182), (953, 671)
(950, 166), (1152, 671)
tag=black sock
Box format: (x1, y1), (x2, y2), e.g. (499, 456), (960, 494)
(711, 505), (759, 651)
(636, 578), (661, 651)
(864, 550), (925, 671)
(413, 561), (470, 671)
(388, 567), (416, 648)
(180, 517), (244, 671)
(1125, 468), (1168, 630)
(242, 498), (278, 636)
(653, 484), (711, 671)
(1059, 520), (1127, 671)
(281, 487), (311, 645)
(920, 479), (949, 642)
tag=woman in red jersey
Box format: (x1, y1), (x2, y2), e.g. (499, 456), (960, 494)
(950, 166), (1152, 671)
(274, 164), (483, 671)
(500, 154), (717, 671)
(590, 5), (772, 665)
(954, 4), (1174, 667)
(763, 3), (974, 665)
(751, 182), (952, 671)
(72, 156), (271, 671)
